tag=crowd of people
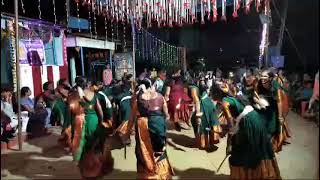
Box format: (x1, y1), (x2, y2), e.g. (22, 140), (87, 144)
(1, 65), (319, 179)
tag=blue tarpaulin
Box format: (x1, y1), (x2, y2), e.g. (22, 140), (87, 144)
(68, 16), (89, 30)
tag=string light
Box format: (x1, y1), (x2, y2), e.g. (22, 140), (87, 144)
(1, 0), (4, 6)
(104, 16), (108, 40)
(21, 0), (25, 14)
(88, 0), (93, 38)
(123, 22), (126, 49)
(38, 0), (42, 19)
(111, 20), (114, 42)
(52, 0), (57, 24)
(93, 0), (97, 38)
(65, 0), (69, 27)
(76, 0), (81, 32)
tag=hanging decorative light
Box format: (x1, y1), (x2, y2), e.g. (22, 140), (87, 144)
(221, 0), (227, 21)
(76, 0), (81, 32)
(52, 0), (57, 24)
(66, 0), (69, 27)
(212, 0), (217, 22)
(21, 0), (26, 14)
(93, 0), (97, 37)
(256, 0), (261, 12)
(38, 0), (42, 20)
(88, 0), (93, 38)
(104, 12), (108, 40)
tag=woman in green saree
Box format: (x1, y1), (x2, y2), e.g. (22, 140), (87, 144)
(189, 78), (221, 150)
(69, 78), (114, 179)
(256, 69), (290, 153)
(211, 83), (281, 180)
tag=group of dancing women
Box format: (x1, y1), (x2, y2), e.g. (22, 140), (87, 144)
(55, 67), (291, 180)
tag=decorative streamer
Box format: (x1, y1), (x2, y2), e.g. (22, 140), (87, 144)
(256, 0), (261, 12)
(212, 0), (218, 22)
(21, 0), (25, 14)
(207, 0), (211, 20)
(245, 0), (253, 14)
(38, 0), (42, 19)
(52, 0), (57, 24)
(221, 0), (226, 21)
(233, 0), (239, 18)
(200, 0), (205, 24)
(8, 21), (18, 92)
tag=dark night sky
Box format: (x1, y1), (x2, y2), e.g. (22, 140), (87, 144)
(2, 0), (319, 73)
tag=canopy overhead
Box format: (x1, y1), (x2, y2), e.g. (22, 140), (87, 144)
(66, 36), (115, 50)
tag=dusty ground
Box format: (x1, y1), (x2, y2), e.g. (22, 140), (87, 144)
(1, 111), (319, 179)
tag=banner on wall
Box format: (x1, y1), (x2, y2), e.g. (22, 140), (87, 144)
(113, 53), (134, 80)
(19, 39), (46, 65)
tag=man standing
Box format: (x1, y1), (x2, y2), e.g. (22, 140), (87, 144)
(103, 64), (113, 86)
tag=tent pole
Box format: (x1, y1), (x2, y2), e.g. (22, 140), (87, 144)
(80, 47), (85, 76)
(14, 0), (22, 151)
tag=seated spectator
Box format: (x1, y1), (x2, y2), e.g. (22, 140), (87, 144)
(27, 93), (50, 137)
(20, 87), (34, 114)
(293, 80), (314, 112)
(1, 88), (18, 141)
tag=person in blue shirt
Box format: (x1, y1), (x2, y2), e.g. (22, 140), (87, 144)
(20, 87), (34, 114)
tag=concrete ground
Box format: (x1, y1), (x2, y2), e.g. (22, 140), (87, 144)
(1, 111), (319, 179)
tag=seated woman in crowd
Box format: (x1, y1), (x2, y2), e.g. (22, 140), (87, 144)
(27, 93), (51, 137)
(20, 87), (34, 115)
(1, 88), (18, 140)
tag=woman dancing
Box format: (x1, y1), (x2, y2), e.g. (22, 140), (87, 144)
(134, 79), (174, 179)
(211, 83), (281, 179)
(69, 78), (114, 179)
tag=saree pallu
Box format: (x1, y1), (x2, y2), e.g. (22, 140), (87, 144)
(135, 116), (174, 179)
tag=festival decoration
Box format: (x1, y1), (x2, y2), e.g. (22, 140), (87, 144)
(21, 0), (25, 14)
(221, 0), (226, 21)
(135, 27), (181, 69)
(76, 0), (81, 32)
(69, 0), (266, 30)
(66, 0), (69, 27)
(93, 0), (97, 37)
(8, 20), (18, 92)
(52, 0), (57, 24)
(88, 0), (93, 38)
(38, 0), (42, 20)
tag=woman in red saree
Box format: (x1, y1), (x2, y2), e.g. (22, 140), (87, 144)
(164, 69), (192, 131)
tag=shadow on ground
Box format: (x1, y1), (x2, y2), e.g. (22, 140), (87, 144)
(1, 151), (228, 179)
(167, 132), (196, 149)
